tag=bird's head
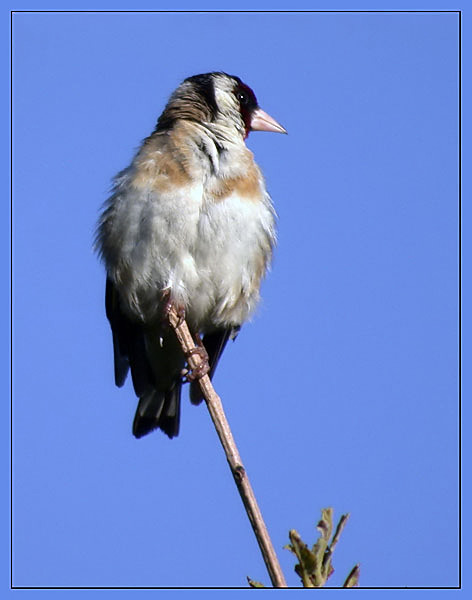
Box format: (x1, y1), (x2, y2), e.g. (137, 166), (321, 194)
(156, 72), (287, 141)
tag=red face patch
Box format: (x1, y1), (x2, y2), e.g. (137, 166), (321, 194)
(233, 79), (258, 138)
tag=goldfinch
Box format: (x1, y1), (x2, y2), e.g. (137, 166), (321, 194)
(96, 72), (286, 438)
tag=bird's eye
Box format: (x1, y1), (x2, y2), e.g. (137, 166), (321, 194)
(237, 90), (249, 106)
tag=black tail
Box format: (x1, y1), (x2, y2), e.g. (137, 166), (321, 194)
(132, 385), (181, 438)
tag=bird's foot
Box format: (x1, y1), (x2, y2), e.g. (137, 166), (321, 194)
(182, 343), (210, 382)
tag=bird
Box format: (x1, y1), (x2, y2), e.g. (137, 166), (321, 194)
(95, 72), (286, 439)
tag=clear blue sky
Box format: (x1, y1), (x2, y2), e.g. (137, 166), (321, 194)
(10, 5), (461, 593)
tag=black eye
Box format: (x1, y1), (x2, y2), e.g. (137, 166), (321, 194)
(237, 90), (249, 106)
(233, 81), (258, 112)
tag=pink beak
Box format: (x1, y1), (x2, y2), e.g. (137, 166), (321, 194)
(250, 107), (287, 134)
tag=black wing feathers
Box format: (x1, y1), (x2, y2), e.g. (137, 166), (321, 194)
(105, 278), (130, 387)
(105, 278), (181, 439)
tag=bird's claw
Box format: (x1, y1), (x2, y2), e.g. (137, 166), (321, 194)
(182, 345), (210, 382)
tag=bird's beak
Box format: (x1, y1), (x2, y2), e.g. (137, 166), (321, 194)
(250, 107), (287, 134)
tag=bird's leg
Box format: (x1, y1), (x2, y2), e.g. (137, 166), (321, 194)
(162, 289), (186, 328)
(182, 332), (210, 382)
(161, 290), (209, 381)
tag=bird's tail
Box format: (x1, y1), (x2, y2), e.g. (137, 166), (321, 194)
(133, 384), (181, 439)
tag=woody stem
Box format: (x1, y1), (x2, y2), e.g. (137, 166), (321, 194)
(167, 306), (287, 588)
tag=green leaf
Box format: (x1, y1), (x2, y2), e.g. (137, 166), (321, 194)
(343, 564), (360, 588)
(247, 576), (266, 588)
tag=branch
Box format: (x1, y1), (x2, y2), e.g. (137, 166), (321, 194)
(167, 306), (287, 588)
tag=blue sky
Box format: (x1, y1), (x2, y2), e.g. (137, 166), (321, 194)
(9, 4), (462, 594)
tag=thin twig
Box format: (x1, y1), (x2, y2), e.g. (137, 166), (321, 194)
(168, 306), (287, 588)
(329, 513), (350, 555)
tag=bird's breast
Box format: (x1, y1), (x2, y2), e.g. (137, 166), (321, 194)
(205, 161), (263, 203)
(185, 181), (276, 330)
(106, 143), (276, 330)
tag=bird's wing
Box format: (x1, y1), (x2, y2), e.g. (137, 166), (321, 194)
(105, 277), (131, 387)
(105, 277), (184, 438)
